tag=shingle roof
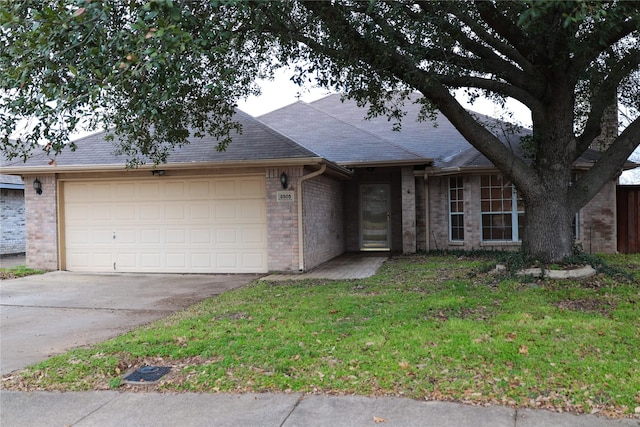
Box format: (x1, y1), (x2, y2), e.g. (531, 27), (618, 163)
(261, 94), (532, 167)
(1, 110), (321, 169)
(259, 100), (429, 166)
(439, 146), (605, 170)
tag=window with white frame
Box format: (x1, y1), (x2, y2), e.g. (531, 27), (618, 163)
(480, 174), (580, 243)
(480, 175), (524, 241)
(448, 177), (464, 241)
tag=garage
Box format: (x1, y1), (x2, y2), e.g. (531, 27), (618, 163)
(62, 175), (268, 273)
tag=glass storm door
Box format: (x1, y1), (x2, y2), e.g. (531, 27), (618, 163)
(360, 184), (391, 250)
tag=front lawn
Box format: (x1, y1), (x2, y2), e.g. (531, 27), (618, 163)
(2, 253), (639, 418)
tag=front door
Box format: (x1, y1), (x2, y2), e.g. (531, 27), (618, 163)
(360, 184), (391, 250)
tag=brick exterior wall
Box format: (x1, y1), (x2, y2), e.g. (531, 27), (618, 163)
(266, 167), (301, 271)
(416, 176), (427, 251)
(302, 173), (345, 270)
(0, 188), (26, 255)
(425, 174), (617, 254)
(24, 174), (58, 270)
(578, 179), (617, 254)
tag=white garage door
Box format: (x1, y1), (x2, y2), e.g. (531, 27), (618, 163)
(63, 176), (268, 273)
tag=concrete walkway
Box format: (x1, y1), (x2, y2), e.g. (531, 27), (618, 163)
(1, 390), (636, 427)
(0, 271), (255, 374)
(262, 253), (388, 281)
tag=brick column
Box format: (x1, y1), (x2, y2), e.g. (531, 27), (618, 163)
(266, 167), (301, 271)
(401, 166), (416, 254)
(24, 174), (58, 270)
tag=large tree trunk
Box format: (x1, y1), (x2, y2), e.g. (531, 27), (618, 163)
(520, 187), (575, 262)
(520, 83), (576, 263)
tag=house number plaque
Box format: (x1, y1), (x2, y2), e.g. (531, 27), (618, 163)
(276, 191), (295, 202)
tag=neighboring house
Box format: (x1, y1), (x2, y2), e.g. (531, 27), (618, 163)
(0, 95), (633, 273)
(0, 174), (26, 256)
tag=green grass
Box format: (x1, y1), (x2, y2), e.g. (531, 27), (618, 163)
(0, 264), (46, 279)
(2, 253), (639, 418)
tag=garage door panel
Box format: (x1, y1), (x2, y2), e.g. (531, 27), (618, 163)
(116, 253), (137, 268)
(141, 229), (161, 244)
(191, 229), (212, 244)
(166, 253), (186, 268)
(114, 205), (136, 221)
(138, 182), (161, 199)
(65, 204), (89, 222)
(89, 205), (112, 221)
(67, 229), (89, 245)
(189, 181), (211, 198)
(239, 178), (265, 197)
(216, 253), (238, 269)
(91, 184), (112, 201)
(242, 253), (268, 269)
(215, 228), (238, 245)
(93, 230), (113, 244)
(189, 203), (211, 221)
(64, 176), (267, 273)
(141, 253), (162, 268)
(164, 182), (186, 199)
(141, 205), (161, 221)
(242, 227), (267, 245)
(91, 253), (113, 269)
(114, 182), (136, 198)
(166, 229), (186, 244)
(240, 200), (266, 220)
(66, 252), (89, 269)
(115, 229), (136, 244)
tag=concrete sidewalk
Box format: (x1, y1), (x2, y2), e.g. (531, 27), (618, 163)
(1, 391), (637, 427)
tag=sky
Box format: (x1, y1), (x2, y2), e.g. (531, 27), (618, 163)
(237, 69), (534, 125)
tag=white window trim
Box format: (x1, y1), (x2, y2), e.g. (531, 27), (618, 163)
(448, 177), (464, 242)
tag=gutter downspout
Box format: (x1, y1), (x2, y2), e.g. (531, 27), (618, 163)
(297, 164), (327, 271)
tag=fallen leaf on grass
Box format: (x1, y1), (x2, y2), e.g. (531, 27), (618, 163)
(519, 345), (529, 355)
(504, 332), (517, 342)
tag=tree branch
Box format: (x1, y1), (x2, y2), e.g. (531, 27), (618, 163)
(575, 49), (640, 156)
(569, 117), (640, 212)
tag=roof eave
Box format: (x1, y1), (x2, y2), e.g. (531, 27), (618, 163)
(0, 157), (330, 175)
(338, 159), (433, 168)
(1, 156), (354, 179)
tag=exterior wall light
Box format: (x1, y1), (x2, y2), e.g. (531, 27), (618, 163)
(280, 171), (288, 189)
(33, 178), (42, 195)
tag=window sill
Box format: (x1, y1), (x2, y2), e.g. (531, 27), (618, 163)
(448, 241), (465, 246)
(480, 241), (521, 247)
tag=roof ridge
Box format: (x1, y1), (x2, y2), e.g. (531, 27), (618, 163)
(234, 109), (322, 159)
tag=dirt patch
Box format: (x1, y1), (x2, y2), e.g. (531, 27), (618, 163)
(553, 298), (616, 317)
(423, 305), (492, 321)
(214, 311), (251, 321)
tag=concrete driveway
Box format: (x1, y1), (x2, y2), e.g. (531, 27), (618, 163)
(0, 271), (256, 375)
